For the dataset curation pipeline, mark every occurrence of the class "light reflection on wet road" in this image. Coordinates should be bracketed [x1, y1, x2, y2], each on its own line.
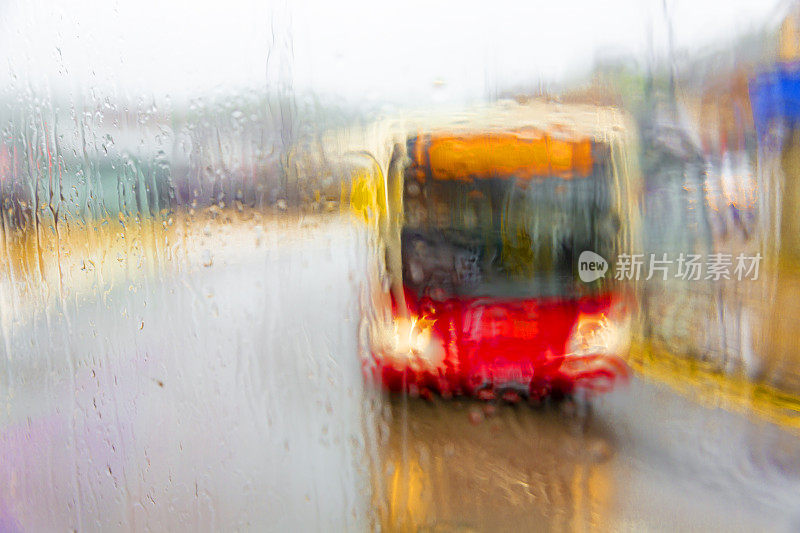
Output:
[381, 383, 800, 531]
[2, 216, 800, 531]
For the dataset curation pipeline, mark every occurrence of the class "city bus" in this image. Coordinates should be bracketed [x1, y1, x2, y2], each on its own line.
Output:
[369, 101, 641, 400]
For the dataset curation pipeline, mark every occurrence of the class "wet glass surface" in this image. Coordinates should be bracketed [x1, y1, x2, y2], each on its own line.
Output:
[3, 1, 800, 531]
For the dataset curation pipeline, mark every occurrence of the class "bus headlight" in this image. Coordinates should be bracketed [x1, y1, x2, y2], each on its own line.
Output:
[376, 316, 446, 371]
[562, 311, 631, 390]
[565, 312, 631, 358]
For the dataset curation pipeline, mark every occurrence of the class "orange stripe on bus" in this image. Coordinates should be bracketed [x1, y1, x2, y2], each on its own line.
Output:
[425, 133, 593, 180]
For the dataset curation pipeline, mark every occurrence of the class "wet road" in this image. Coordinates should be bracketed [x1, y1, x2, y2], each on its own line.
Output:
[381, 383, 800, 531]
[2, 215, 800, 531]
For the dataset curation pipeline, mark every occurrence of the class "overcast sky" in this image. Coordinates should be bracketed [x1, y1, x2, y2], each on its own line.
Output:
[0, 0, 787, 105]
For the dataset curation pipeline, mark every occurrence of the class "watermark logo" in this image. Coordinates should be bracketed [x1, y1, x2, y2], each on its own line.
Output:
[578, 251, 762, 282]
[578, 250, 608, 282]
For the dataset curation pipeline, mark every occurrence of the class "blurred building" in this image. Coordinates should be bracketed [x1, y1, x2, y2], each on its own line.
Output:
[749, 4, 800, 393]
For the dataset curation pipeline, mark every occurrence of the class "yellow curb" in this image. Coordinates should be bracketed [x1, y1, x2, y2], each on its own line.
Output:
[628, 340, 800, 431]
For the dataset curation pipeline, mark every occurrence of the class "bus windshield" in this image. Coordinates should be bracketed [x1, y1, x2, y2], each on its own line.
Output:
[401, 134, 620, 299]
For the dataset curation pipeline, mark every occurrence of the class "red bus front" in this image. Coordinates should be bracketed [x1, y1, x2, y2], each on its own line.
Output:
[371, 128, 633, 399]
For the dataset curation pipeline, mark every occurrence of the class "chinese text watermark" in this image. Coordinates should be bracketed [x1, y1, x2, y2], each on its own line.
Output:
[579, 251, 762, 282]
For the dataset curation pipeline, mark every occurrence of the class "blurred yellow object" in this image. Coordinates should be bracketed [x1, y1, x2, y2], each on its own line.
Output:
[423, 132, 593, 181]
[343, 166, 386, 226]
[780, 5, 800, 62]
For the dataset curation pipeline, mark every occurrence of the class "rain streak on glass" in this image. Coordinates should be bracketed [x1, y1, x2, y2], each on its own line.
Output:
[2, 1, 800, 532]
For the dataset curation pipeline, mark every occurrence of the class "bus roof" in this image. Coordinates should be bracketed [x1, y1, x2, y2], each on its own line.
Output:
[399, 99, 635, 143]
[314, 99, 637, 178]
